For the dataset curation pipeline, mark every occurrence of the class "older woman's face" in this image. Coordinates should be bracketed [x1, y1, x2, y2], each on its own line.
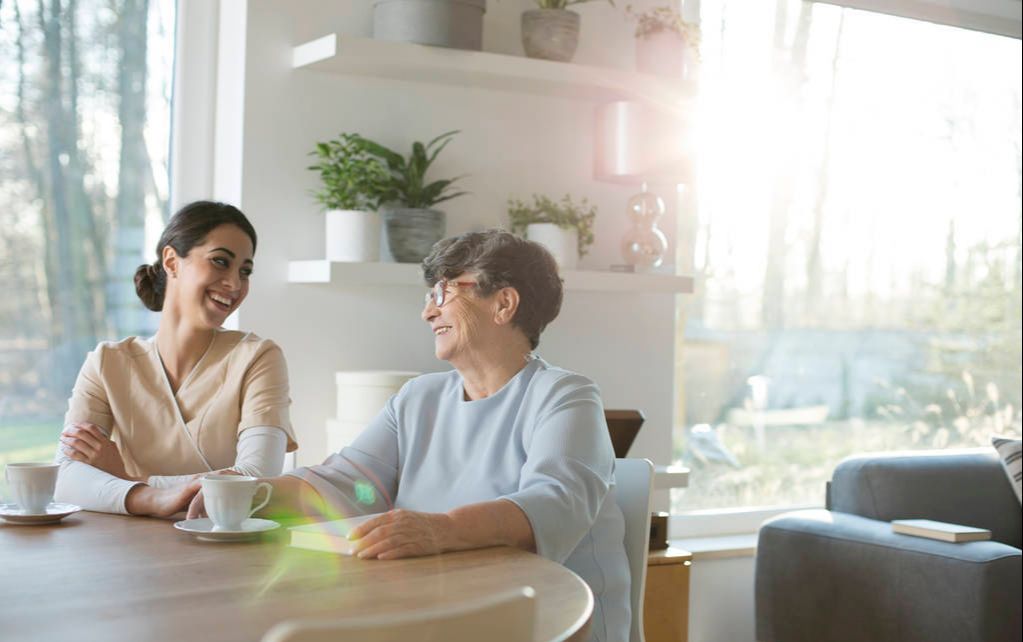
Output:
[421, 272, 489, 363]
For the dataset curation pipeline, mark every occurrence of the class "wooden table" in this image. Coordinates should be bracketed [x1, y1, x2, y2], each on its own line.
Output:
[0, 512, 593, 642]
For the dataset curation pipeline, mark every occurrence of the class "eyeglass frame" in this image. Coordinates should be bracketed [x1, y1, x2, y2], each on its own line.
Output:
[425, 279, 478, 307]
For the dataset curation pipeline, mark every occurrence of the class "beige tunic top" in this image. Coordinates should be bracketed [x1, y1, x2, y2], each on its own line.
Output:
[64, 329, 298, 479]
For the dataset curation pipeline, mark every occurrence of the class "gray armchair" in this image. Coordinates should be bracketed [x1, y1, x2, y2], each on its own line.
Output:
[755, 449, 1022, 642]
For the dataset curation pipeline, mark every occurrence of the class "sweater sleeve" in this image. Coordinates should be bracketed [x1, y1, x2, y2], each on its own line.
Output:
[499, 374, 615, 563]
[285, 396, 400, 518]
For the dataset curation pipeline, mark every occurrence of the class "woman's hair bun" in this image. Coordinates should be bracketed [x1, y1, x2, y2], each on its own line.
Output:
[134, 262, 166, 311]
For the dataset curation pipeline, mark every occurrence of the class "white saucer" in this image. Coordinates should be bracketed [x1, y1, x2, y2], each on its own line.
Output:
[0, 503, 82, 525]
[173, 517, 280, 542]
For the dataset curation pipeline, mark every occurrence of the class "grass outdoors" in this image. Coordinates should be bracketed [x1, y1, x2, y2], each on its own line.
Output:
[670, 419, 1015, 511]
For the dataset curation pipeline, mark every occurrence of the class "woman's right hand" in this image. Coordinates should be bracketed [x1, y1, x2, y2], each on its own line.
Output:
[125, 479, 202, 517]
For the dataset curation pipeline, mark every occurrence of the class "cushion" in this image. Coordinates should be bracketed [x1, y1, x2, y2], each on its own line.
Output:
[992, 435, 1022, 504]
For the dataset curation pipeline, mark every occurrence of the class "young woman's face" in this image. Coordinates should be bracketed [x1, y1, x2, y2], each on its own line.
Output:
[164, 224, 254, 329]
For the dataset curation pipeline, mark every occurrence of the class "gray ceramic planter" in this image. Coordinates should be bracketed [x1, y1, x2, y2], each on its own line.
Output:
[521, 9, 580, 62]
[373, 0, 486, 51]
[384, 208, 446, 263]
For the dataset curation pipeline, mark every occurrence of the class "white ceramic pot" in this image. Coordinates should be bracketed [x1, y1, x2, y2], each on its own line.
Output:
[325, 209, 381, 262]
[635, 31, 686, 79]
[526, 223, 578, 271]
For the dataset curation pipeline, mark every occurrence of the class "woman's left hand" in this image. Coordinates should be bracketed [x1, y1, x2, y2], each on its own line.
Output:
[61, 422, 129, 479]
[349, 509, 455, 560]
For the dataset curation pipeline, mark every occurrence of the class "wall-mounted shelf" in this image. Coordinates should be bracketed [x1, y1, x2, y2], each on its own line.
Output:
[288, 260, 694, 294]
[292, 34, 692, 113]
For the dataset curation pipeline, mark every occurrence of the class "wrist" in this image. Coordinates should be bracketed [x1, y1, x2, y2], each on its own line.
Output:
[440, 511, 463, 552]
[124, 483, 152, 515]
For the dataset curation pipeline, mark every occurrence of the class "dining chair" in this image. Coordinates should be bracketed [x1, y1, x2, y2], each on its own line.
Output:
[615, 457, 655, 642]
[261, 585, 536, 642]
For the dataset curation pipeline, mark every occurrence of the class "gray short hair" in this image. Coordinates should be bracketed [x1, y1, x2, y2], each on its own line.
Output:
[421, 230, 563, 350]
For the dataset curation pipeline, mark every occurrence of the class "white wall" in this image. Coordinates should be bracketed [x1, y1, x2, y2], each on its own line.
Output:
[689, 556, 757, 642]
[206, 0, 683, 496]
[182, 1, 758, 639]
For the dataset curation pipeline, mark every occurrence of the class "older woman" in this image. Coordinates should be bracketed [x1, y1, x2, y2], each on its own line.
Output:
[191, 230, 629, 641]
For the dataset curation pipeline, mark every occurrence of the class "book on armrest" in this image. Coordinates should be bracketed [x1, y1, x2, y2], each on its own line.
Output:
[891, 519, 992, 543]
[288, 513, 382, 555]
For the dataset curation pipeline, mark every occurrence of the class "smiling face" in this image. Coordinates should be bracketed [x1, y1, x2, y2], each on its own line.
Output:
[163, 223, 254, 330]
[421, 273, 490, 363]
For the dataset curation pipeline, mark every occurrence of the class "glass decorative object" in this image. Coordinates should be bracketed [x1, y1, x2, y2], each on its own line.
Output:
[621, 186, 668, 271]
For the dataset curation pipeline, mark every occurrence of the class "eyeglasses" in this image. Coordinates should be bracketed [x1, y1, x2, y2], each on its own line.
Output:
[425, 279, 477, 307]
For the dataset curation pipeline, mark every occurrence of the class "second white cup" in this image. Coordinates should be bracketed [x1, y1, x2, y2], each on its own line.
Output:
[5, 462, 60, 514]
[201, 474, 272, 531]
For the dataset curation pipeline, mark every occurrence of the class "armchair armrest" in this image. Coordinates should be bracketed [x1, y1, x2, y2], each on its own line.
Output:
[830, 449, 1021, 548]
[755, 509, 1022, 642]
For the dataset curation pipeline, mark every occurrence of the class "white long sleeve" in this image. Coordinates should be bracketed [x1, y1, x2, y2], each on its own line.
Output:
[53, 441, 142, 516]
[53, 426, 288, 512]
[146, 426, 287, 489]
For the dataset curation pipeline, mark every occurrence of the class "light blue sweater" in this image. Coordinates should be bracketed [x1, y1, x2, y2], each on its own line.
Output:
[289, 357, 631, 642]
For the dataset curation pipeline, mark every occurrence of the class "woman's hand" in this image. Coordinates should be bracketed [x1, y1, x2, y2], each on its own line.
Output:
[125, 479, 202, 517]
[186, 489, 207, 520]
[348, 509, 456, 560]
[61, 422, 130, 479]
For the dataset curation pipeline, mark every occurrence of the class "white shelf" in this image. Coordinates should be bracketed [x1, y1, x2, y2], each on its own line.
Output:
[288, 260, 694, 294]
[654, 465, 691, 490]
[292, 34, 692, 113]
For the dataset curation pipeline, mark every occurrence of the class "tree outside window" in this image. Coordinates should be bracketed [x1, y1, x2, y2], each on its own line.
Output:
[0, 0, 175, 467]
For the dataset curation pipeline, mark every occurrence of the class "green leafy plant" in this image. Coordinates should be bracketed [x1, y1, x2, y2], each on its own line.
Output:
[625, 4, 701, 45]
[307, 133, 390, 211]
[533, 0, 615, 9]
[359, 131, 467, 210]
[508, 194, 597, 257]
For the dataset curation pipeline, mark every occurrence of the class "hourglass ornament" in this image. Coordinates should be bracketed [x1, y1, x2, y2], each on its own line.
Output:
[621, 185, 668, 271]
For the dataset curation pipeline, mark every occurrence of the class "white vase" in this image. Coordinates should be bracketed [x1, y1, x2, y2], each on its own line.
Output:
[325, 209, 381, 262]
[636, 31, 686, 80]
[527, 223, 578, 271]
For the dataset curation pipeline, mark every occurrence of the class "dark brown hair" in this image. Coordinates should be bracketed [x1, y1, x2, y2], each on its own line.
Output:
[421, 229, 563, 350]
[134, 201, 257, 311]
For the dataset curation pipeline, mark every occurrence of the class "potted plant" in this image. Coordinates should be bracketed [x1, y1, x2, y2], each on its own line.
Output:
[361, 130, 467, 263]
[308, 133, 390, 262]
[508, 194, 596, 270]
[521, 0, 615, 63]
[626, 4, 701, 80]
[373, 0, 487, 51]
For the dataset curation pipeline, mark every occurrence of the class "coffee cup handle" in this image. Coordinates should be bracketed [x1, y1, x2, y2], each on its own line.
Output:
[249, 482, 273, 517]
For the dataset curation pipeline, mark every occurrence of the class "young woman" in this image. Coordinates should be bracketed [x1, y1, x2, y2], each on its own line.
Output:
[54, 201, 297, 517]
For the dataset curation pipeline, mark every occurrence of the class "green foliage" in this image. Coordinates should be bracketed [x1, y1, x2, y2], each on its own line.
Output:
[625, 4, 701, 44]
[507, 194, 597, 257]
[533, 0, 615, 10]
[359, 131, 467, 210]
[307, 133, 390, 211]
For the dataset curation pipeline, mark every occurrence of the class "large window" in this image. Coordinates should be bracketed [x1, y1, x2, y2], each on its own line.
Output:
[675, 0, 1022, 510]
[0, 0, 175, 468]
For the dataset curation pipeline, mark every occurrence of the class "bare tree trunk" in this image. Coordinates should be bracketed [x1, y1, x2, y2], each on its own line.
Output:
[804, 12, 845, 317]
[37, 0, 104, 392]
[111, 0, 151, 337]
[762, 0, 813, 329]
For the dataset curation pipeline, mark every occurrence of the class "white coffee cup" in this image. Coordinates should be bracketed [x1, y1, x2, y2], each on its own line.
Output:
[201, 474, 272, 531]
[5, 463, 60, 513]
